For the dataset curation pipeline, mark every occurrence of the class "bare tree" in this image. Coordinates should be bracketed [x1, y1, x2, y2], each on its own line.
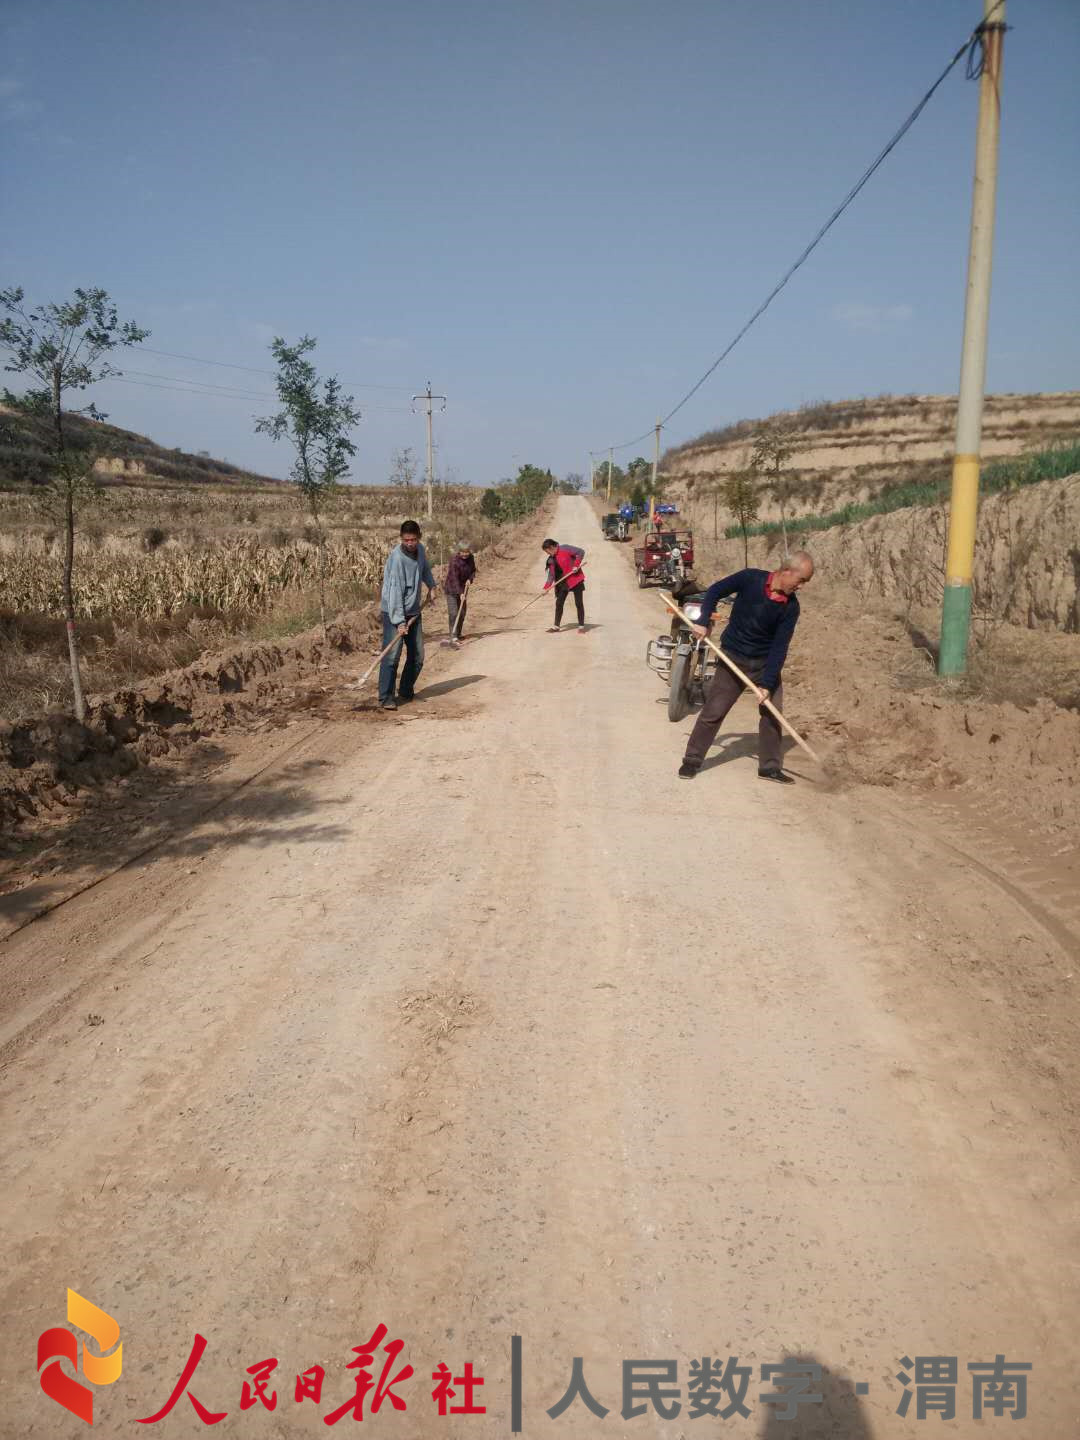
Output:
[0, 285, 149, 720]
[751, 421, 796, 554]
[389, 446, 417, 488]
[722, 470, 760, 567]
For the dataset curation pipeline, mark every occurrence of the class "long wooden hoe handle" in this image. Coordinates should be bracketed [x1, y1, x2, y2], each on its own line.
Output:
[355, 593, 431, 689]
[451, 579, 472, 639]
[658, 590, 822, 765]
[495, 564, 585, 620]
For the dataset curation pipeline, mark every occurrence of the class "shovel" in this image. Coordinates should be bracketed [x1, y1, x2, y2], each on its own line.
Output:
[440, 579, 472, 648]
[658, 590, 821, 765]
[493, 564, 585, 621]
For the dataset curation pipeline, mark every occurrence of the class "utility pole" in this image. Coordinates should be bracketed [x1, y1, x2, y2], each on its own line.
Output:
[650, 416, 662, 521]
[938, 0, 1006, 676]
[607, 445, 613, 503]
[411, 381, 447, 521]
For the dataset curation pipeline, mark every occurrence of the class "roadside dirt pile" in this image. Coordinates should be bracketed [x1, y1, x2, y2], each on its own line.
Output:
[787, 590, 1080, 848]
[0, 606, 381, 828]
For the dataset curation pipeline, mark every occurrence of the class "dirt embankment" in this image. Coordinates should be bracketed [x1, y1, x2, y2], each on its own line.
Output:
[662, 390, 1080, 521]
[683, 471, 1080, 633]
[0, 608, 382, 829]
[785, 472, 1079, 632]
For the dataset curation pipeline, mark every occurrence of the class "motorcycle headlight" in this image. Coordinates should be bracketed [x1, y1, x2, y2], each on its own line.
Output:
[683, 603, 701, 621]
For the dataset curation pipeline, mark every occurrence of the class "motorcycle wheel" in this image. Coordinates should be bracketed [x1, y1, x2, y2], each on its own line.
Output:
[668, 650, 692, 721]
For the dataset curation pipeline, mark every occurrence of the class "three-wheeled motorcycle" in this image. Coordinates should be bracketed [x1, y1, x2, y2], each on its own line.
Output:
[633, 529, 694, 588]
[646, 589, 731, 721]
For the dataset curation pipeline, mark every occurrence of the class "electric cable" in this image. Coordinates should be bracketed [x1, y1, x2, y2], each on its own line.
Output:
[593, 0, 1008, 459]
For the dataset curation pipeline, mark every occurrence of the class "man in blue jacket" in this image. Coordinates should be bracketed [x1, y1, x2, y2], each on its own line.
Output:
[678, 552, 814, 783]
[379, 520, 437, 710]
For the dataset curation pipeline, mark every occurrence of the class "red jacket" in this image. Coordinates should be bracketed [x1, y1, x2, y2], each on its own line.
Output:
[544, 544, 585, 591]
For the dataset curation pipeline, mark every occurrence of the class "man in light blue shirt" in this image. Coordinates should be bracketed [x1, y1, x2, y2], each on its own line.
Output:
[379, 520, 437, 709]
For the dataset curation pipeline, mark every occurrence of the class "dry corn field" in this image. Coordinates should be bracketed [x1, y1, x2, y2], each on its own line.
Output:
[0, 481, 499, 621]
[0, 532, 394, 618]
[0, 479, 506, 719]
[0, 481, 481, 533]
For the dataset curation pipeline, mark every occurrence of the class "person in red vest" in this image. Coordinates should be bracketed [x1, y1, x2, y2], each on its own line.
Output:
[541, 538, 586, 632]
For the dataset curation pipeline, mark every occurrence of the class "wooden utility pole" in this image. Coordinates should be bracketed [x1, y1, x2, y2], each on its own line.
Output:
[649, 416, 662, 524]
[412, 381, 446, 520]
[938, 0, 1006, 675]
[607, 445, 613, 502]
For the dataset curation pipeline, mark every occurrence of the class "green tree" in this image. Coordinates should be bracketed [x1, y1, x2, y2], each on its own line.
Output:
[626, 456, 650, 492]
[255, 335, 361, 630]
[488, 462, 554, 523]
[594, 460, 626, 494]
[722, 469, 760, 566]
[480, 488, 503, 521]
[0, 285, 149, 720]
[751, 421, 796, 554]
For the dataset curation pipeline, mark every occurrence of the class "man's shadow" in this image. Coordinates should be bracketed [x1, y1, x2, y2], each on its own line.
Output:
[417, 674, 484, 699]
[759, 1355, 876, 1438]
[699, 731, 759, 770]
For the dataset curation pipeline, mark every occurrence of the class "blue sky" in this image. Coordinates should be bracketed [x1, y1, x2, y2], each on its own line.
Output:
[2, 0, 1078, 486]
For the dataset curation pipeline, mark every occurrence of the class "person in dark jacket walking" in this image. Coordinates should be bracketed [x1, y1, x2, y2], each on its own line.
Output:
[444, 541, 476, 644]
[678, 552, 814, 783]
[541, 539, 586, 632]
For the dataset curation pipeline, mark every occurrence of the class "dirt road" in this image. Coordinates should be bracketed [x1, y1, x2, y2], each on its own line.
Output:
[2, 496, 1077, 1437]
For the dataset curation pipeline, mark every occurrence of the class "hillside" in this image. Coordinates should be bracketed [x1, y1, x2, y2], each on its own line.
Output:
[661, 390, 1080, 522]
[0, 403, 285, 492]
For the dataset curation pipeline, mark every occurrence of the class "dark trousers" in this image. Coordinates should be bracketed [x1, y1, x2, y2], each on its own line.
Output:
[682, 651, 784, 771]
[378, 611, 424, 702]
[554, 581, 585, 627]
[446, 592, 468, 637]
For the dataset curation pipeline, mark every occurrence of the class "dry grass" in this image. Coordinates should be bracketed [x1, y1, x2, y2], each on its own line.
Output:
[966, 627, 1080, 711]
[0, 577, 385, 720]
[0, 612, 226, 716]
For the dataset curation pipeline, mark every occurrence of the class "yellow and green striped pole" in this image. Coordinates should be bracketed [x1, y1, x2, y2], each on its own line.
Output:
[939, 0, 1006, 674]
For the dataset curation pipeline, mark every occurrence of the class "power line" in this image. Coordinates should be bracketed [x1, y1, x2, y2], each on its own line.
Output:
[133, 344, 415, 392]
[595, 0, 1007, 457]
[110, 376, 270, 400]
[107, 375, 413, 411]
[121, 368, 275, 399]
